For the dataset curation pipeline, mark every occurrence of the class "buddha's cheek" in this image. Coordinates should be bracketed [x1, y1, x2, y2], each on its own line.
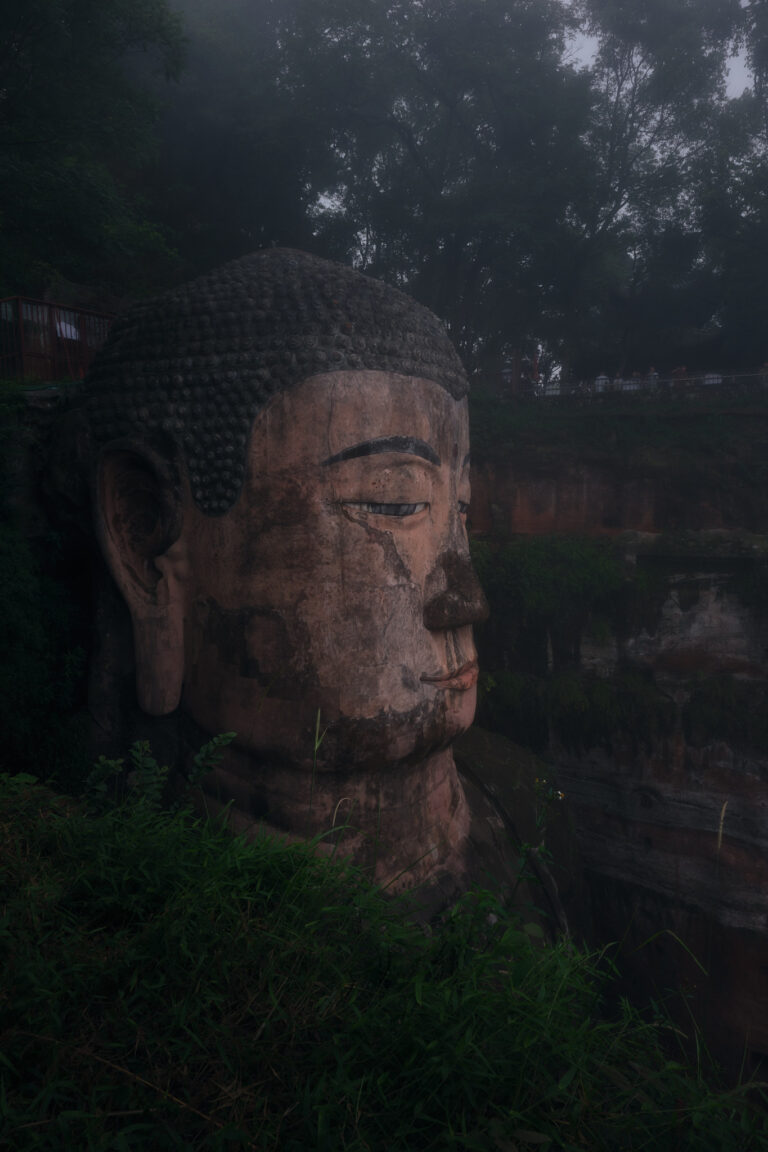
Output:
[181, 602, 300, 740]
[294, 581, 432, 717]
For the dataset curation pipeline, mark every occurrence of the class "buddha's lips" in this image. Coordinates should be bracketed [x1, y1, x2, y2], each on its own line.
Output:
[420, 660, 479, 692]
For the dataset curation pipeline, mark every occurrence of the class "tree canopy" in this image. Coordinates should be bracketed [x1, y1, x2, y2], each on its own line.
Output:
[3, 0, 766, 376]
[0, 0, 184, 299]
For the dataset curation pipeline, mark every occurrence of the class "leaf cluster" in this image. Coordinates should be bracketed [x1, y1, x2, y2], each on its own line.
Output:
[472, 535, 626, 635]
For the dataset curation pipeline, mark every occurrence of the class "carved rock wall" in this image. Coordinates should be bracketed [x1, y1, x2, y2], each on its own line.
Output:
[477, 523, 768, 1078]
[576, 555, 768, 1076]
[556, 730, 768, 1076]
[470, 465, 658, 536]
[469, 390, 768, 1072]
[470, 462, 767, 536]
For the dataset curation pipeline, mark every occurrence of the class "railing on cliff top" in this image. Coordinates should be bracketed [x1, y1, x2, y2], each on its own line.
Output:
[531, 368, 768, 399]
[0, 297, 115, 383]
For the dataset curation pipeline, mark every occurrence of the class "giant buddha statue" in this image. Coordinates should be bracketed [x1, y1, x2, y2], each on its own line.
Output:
[62, 249, 539, 913]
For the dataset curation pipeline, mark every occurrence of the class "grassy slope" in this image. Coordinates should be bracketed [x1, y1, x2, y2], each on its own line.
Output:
[1, 772, 767, 1151]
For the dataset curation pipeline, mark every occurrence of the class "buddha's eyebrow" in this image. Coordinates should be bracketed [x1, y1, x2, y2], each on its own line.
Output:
[322, 436, 440, 467]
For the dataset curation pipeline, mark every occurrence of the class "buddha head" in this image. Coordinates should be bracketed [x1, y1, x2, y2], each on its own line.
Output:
[78, 249, 488, 887]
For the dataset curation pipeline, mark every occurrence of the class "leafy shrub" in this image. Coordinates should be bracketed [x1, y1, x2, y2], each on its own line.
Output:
[473, 535, 626, 637]
[1, 766, 765, 1150]
[548, 671, 674, 755]
[477, 669, 549, 749]
[478, 667, 674, 756]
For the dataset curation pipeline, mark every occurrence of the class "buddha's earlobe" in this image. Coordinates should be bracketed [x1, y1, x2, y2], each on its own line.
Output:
[95, 443, 187, 716]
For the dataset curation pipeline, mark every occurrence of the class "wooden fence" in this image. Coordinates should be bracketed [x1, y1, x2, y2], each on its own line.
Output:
[0, 297, 114, 382]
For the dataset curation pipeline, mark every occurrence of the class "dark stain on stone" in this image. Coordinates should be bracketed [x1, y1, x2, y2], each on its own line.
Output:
[341, 504, 411, 582]
[423, 550, 489, 630]
[316, 698, 452, 776]
[198, 598, 313, 696]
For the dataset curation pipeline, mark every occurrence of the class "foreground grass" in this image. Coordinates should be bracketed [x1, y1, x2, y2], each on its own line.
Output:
[1, 773, 766, 1150]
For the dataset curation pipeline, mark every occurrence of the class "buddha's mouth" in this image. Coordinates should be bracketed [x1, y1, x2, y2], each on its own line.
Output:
[420, 660, 478, 692]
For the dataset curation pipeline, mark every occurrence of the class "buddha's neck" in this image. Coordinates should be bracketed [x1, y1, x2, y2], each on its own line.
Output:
[192, 745, 471, 891]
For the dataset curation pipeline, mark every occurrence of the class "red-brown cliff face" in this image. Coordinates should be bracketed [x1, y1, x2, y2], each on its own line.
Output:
[467, 391, 768, 1079]
[471, 465, 693, 536]
[468, 391, 768, 537]
[470, 458, 768, 537]
[553, 548, 768, 1077]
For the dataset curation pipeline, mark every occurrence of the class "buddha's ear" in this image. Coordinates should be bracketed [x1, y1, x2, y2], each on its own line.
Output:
[95, 442, 188, 716]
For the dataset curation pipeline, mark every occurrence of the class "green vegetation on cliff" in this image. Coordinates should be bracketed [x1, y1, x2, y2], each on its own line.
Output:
[471, 528, 768, 759]
[1, 765, 766, 1151]
[471, 534, 677, 753]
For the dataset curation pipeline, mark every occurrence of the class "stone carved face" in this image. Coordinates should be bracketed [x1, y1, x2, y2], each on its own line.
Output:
[100, 369, 487, 783]
[86, 249, 490, 885]
[179, 370, 486, 773]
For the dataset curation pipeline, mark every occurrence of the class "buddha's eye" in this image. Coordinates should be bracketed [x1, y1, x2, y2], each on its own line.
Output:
[347, 501, 428, 517]
[458, 501, 470, 516]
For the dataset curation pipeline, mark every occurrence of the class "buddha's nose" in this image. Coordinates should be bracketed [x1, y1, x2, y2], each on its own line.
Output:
[423, 549, 490, 631]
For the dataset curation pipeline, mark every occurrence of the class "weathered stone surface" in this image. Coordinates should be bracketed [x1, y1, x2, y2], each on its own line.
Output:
[545, 535, 768, 1077]
[470, 458, 768, 536]
[454, 725, 588, 940]
[51, 249, 507, 903]
[625, 577, 765, 679]
[556, 738, 768, 1074]
[470, 464, 658, 536]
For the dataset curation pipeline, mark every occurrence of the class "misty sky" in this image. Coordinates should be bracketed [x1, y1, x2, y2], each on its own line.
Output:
[568, 32, 753, 97]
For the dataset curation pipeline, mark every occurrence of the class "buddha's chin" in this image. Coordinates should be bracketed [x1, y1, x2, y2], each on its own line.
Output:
[195, 685, 477, 778]
[309, 688, 477, 775]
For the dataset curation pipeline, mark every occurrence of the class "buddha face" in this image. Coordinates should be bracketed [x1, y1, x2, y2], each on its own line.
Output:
[175, 370, 487, 773]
